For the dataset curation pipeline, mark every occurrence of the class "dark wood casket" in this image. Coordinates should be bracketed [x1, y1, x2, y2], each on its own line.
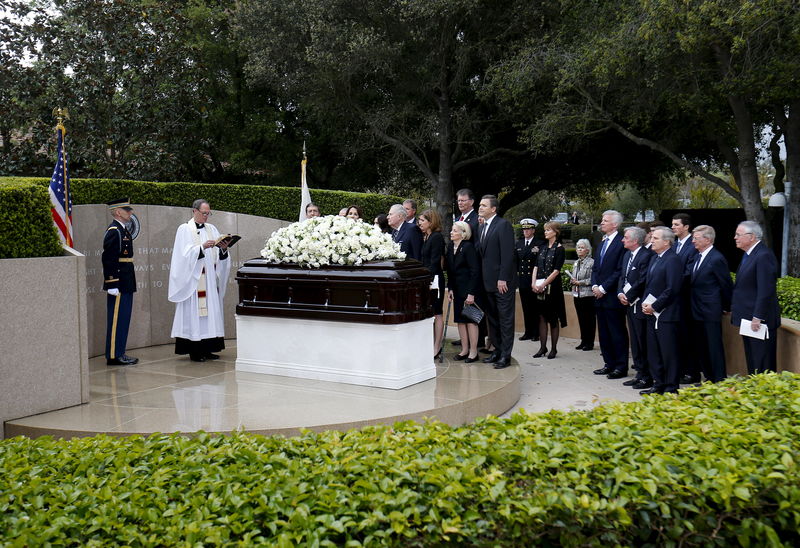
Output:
[236, 259, 434, 325]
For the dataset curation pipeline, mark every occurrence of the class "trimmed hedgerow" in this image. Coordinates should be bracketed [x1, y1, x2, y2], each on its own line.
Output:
[1, 373, 799, 545]
[777, 276, 800, 322]
[0, 176, 402, 225]
[0, 176, 403, 259]
[0, 180, 63, 259]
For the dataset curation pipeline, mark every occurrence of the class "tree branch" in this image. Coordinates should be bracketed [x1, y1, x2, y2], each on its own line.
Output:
[453, 147, 529, 172]
[574, 87, 743, 203]
[369, 123, 437, 183]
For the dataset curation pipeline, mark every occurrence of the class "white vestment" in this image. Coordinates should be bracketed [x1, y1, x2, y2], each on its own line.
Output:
[168, 219, 231, 341]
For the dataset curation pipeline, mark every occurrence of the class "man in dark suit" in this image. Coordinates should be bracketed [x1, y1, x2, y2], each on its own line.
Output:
[102, 198, 139, 366]
[616, 226, 654, 386]
[671, 212, 701, 383]
[388, 203, 423, 260]
[454, 188, 486, 350]
[731, 221, 780, 374]
[515, 218, 543, 341]
[591, 210, 629, 378]
[641, 227, 684, 394]
[688, 225, 733, 382]
[454, 188, 480, 237]
[477, 195, 517, 369]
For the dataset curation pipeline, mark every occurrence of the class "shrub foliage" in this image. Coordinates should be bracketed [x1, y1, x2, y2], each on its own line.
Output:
[1, 373, 799, 545]
[0, 180, 63, 259]
[0, 176, 402, 259]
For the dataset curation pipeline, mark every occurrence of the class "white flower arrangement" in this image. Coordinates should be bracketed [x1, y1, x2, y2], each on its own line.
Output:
[260, 215, 406, 267]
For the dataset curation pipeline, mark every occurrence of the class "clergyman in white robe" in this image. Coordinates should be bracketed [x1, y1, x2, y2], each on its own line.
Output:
[168, 212, 231, 361]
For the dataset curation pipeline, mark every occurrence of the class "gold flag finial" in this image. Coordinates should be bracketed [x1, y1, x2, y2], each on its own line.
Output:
[52, 107, 70, 130]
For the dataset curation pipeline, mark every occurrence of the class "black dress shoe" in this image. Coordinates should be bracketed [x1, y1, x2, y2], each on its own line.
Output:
[622, 378, 639, 386]
[205, 353, 220, 360]
[106, 358, 130, 366]
[547, 349, 557, 359]
[582, 346, 594, 351]
[190, 355, 207, 362]
[493, 358, 511, 369]
[680, 374, 701, 384]
[640, 387, 662, 395]
[606, 370, 628, 380]
[519, 334, 532, 341]
[532, 347, 548, 358]
[453, 353, 468, 361]
[464, 355, 479, 363]
[633, 379, 654, 389]
[119, 355, 138, 364]
[483, 353, 500, 364]
[479, 348, 492, 354]
[593, 366, 612, 375]
[452, 340, 462, 347]
[575, 343, 585, 350]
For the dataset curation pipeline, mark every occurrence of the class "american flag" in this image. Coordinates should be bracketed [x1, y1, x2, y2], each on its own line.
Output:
[48, 124, 73, 247]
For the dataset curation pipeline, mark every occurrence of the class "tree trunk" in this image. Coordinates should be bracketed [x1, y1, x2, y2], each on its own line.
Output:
[727, 95, 769, 243]
[782, 100, 800, 277]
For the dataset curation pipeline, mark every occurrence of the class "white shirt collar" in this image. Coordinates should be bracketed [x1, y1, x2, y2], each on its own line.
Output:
[745, 240, 760, 255]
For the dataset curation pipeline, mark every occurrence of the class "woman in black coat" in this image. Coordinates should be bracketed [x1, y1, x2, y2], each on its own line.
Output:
[419, 209, 446, 359]
[445, 220, 482, 362]
[532, 221, 567, 359]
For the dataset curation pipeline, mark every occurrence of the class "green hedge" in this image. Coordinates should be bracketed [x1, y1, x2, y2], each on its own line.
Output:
[1, 176, 402, 224]
[0, 180, 63, 259]
[0, 177, 403, 259]
[777, 277, 800, 322]
[2, 373, 799, 545]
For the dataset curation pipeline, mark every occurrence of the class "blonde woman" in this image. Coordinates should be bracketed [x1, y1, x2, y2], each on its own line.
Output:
[445, 221, 482, 362]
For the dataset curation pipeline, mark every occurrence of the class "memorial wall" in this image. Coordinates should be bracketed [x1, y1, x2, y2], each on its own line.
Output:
[73, 204, 289, 357]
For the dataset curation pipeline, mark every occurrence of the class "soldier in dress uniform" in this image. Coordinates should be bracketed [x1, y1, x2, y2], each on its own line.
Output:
[515, 218, 543, 341]
[102, 198, 139, 366]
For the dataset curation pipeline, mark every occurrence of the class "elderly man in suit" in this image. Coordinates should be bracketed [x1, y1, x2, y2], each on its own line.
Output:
[387, 204, 423, 261]
[640, 227, 683, 395]
[515, 218, 543, 341]
[688, 225, 733, 382]
[731, 221, 781, 374]
[477, 195, 517, 369]
[454, 188, 480, 236]
[592, 210, 629, 378]
[616, 226, 654, 386]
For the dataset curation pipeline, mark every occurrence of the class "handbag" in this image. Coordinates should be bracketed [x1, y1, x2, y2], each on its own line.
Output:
[461, 302, 484, 323]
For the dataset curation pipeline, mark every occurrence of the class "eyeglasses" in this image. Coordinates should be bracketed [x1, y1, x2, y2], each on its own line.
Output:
[734, 232, 751, 238]
[196, 210, 212, 216]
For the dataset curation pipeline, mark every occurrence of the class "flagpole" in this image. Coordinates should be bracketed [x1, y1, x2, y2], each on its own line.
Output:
[299, 141, 312, 221]
[49, 107, 74, 247]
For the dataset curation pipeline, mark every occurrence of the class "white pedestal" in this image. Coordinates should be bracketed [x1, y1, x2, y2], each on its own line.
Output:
[235, 315, 436, 389]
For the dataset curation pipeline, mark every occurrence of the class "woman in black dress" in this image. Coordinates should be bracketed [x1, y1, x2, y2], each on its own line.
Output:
[532, 221, 567, 359]
[445, 220, 481, 362]
[419, 209, 446, 359]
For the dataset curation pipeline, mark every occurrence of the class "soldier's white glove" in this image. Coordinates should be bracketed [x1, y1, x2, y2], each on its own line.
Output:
[108, 288, 120, 296]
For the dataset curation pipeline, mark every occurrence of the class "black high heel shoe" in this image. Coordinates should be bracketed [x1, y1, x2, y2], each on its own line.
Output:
[464, 354, 479, 363]
[533, 347, 548, 358]
[453, 353, 469, 361]
[434, 348, 443, 360]
[547, 349, 557, 359]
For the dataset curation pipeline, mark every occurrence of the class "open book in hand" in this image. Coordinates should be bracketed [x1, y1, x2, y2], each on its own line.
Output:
[214, 234, 241, 249]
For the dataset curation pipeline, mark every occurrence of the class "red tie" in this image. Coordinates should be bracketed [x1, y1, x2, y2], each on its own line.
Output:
[459, 215, 465, 221]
